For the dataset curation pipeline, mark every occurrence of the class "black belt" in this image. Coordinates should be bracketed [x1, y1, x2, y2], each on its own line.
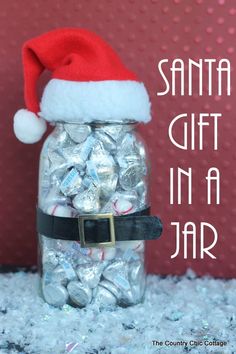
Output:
[37, 207, 163, 248]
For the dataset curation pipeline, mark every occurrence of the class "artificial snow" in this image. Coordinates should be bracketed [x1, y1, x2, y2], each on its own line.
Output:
[0, 270, 235, 354]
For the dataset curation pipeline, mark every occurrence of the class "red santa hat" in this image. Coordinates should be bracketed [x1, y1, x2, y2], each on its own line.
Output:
[13, 28, 151, 144]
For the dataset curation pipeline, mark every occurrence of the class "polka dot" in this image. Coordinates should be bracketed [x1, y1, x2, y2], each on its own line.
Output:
[228, 27, 235, 34]
[217, 17, 225, 24]
[162, 6, 169, 13]
[194, 36, 202, 43]
[225, 104, 232, 111]
[172, 35, 180, 43]
[216, 36, 224, 44]
[184, 26, 191, 33]
[185, 6, 192, 13]
[227, 47, 235, 54]
[161, 44, 168, 51]
[173, 16, 180, 23]
[229, 8, 236, 15]
[161, 25, 169, 32]
[205, 46, 213, 53]
[207, 8, 214, 14]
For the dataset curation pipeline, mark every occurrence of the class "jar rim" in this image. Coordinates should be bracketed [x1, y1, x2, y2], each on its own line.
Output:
[50, 119, 138, 126]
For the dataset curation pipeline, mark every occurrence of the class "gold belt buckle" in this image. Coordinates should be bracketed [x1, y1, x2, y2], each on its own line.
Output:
[78, 213, 116, 248]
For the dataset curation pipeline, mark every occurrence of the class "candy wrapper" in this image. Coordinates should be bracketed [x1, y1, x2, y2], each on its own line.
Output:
[38, 123, 149, 308]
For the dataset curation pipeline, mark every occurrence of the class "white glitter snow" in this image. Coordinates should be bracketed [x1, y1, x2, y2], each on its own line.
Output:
[0, 270, 235, 354]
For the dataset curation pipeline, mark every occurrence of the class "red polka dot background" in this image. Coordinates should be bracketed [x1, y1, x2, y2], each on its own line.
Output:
[0, 0, 235, 277]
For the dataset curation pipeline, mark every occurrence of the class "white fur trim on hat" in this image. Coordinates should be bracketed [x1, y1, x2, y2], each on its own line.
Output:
[13, 109, 47, 144]
[39, 79, 151, 123]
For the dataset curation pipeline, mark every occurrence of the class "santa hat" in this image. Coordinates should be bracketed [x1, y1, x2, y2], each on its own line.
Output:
[13, 28, 151, 144]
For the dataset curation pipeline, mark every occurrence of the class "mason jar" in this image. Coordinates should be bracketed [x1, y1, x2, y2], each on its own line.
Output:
[37, 121, 152, 308]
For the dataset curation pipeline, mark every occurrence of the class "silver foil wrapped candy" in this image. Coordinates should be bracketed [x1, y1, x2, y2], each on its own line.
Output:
[60, 168, 83, 196]
[64, 124, 91, 143]
[76, 262, 103, 289]
[42, 283, 69, 307]
[93, 285, 117, 308]
[67, 280, 92, 307]
[72, 183, 100, 213]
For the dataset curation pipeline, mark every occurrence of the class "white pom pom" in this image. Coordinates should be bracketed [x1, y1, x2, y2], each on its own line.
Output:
[13, 109, 47, 143]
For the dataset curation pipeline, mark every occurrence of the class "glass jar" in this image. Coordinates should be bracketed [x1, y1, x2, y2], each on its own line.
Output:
[38, 122, 150, 308]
